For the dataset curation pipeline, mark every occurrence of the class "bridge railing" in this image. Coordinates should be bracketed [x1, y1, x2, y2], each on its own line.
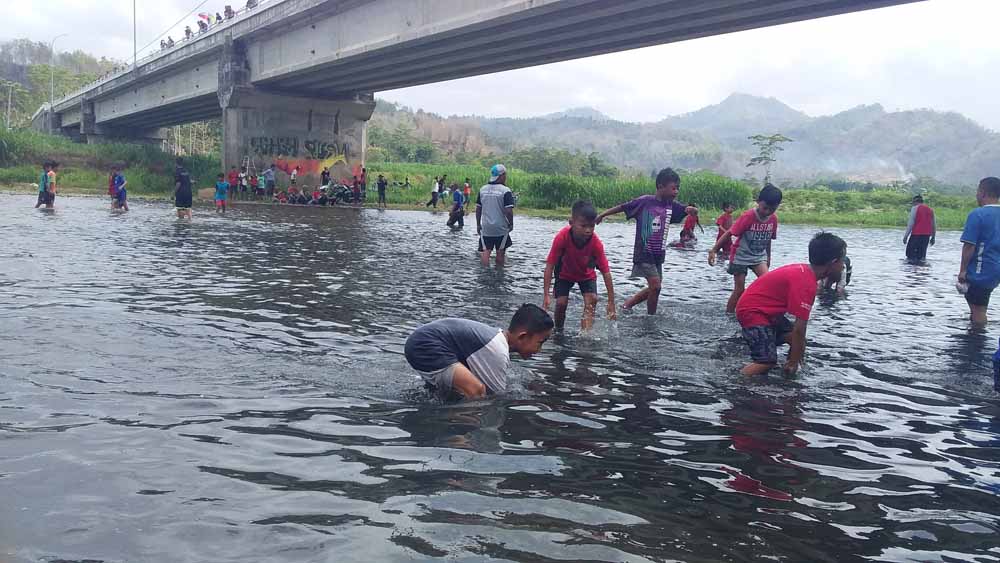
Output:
[54, 0, 282, 110]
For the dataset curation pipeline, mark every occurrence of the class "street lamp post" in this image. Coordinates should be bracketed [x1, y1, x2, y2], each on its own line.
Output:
[49, 33, 69, 134]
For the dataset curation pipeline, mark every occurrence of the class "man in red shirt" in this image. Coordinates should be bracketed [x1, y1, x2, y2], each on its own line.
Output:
[903, 195, 936, 263]
[735, 232, 846, 376]
[543, 201, 617, 330]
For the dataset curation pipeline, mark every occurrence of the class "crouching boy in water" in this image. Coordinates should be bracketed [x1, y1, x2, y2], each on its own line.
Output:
[404, 304, 553, 401]
[735, 232, 847, 376]
[543, 200, 616, 330]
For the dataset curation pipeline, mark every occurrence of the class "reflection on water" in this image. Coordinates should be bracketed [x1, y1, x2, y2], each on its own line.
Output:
[1, 195, 998, 562]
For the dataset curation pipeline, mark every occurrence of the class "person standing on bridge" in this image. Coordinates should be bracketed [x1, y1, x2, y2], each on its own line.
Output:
[174, 158, 193, 220]
[477, 164, 515, 268]
[903, 195, 936, 263]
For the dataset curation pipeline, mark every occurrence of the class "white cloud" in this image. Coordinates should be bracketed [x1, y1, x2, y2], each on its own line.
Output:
[5, 0, 999, 129]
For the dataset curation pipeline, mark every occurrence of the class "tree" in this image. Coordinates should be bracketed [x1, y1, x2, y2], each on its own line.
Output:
[746, 133, 793, 184]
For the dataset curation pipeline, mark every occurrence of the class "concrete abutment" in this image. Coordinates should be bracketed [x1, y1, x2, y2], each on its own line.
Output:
[220, 92, 374, 188]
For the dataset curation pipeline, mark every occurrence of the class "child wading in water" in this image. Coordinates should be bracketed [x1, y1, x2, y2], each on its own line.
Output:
[736, 232, 847, 376]
[543, 201, 616, 330]
[112, 168, 129, 212]
[672, 207, 702, 248]
[709, 184, 782, 313]
[596, 167, 695, 314]
[214, 173, 229, 214]
[404, 304, 553, 401]
[714, 203, 736, 261]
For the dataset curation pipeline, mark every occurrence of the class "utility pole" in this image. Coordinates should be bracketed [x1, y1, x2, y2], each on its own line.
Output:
[49, 33, 68, 134]
[6, 83, 13, 130]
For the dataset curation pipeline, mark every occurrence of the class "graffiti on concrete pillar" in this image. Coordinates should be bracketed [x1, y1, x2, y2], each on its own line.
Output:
[248, 137, 353, 179]
[250, 136, 299, 157]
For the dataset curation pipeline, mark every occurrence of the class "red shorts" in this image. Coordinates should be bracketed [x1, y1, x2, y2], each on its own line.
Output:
[215, 199, 225, 207]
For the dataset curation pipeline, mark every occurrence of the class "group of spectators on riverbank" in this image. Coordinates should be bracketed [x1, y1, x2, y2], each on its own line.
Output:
[200, 164, 395, 209]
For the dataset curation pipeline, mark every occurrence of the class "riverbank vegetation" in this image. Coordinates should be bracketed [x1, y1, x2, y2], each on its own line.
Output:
[0, 128, 975, 229]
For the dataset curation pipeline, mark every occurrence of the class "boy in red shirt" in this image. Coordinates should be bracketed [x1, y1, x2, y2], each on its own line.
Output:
[709, 184, 782, 313]
[714, 203, 736, 259]
[672, 208, 703, 248]
[736, 232, 847, 376]
[543, 201, 617, 330]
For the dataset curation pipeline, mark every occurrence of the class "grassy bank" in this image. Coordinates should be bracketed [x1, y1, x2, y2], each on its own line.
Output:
[0, 129, 975, 229]
[0, 128, 219, 195]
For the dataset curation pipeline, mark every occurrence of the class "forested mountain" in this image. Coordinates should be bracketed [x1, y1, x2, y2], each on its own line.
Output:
[371, 94, 999, 186]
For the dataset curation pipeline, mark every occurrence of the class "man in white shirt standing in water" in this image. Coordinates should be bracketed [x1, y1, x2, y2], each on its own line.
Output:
[477, 164, 515, 268]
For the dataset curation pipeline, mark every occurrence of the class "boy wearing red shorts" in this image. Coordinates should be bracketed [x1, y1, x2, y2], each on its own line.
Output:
[735, 232, 846, 376]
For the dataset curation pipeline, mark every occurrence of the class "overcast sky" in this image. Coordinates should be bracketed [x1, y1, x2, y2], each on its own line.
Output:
[7, 0, 999, 129]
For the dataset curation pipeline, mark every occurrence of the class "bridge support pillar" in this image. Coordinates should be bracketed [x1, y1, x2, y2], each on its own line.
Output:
[220, 91, 375, 188]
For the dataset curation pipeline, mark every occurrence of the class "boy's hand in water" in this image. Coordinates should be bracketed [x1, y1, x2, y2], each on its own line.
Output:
[606, 301, 617, 321]
[707, 250, 717, 266]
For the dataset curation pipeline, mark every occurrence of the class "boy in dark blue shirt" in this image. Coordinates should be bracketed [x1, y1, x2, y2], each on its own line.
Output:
[112, 169, 128, 211]
[959, 177, 1000, 327]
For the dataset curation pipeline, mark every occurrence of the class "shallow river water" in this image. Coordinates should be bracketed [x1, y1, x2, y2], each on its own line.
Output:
[2, 194, 999, 563]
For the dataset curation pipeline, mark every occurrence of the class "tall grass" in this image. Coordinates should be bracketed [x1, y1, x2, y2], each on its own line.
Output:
[0, 128, 220, 194]
[0, 130, 976, 229]
[369, 163, 752, 210]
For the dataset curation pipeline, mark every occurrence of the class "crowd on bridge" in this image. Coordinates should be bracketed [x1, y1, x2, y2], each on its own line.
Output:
[74, 1, 263, 92]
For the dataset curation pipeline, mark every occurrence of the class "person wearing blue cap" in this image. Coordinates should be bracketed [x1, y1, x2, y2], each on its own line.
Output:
[476, 164, 515, 267]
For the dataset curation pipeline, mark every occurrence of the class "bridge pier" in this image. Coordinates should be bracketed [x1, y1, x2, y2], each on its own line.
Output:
[220, 91, 374, 188]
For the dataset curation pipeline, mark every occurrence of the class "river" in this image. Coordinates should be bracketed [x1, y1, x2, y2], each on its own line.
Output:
[1, 194, 998, 562]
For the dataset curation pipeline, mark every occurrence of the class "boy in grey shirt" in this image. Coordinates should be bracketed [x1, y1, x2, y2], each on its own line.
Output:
[405, 304, 552, 401]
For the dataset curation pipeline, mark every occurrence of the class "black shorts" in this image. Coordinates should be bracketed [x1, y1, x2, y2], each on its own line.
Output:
[966, 283, 995, 307]
[37, 191, 53, 205]
[479, 234, 512, 252]
[742, 316, 793, 364]
[554, 279, 597, 298]
[728, 262, 766, 277]
[378, 189, 386, 202]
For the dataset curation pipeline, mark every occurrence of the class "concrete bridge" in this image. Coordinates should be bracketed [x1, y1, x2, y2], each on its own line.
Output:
[33, 0, 921, 184]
